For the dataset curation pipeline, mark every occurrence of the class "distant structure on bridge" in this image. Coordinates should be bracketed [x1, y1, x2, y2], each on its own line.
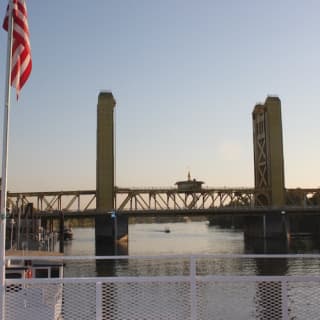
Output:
[252, 96, 285, 207]
[175, 172, 204, 192]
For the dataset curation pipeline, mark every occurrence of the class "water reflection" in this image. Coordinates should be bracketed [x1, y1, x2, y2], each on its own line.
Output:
[61, 221, 320, 319]
[63, 221, 320, 277]
[95, 234, 128, 276]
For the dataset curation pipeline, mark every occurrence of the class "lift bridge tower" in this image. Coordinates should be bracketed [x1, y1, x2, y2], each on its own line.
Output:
[95, 92, 128, 254]
[248, 96, 287, 240]
[252, 96, 285, 207]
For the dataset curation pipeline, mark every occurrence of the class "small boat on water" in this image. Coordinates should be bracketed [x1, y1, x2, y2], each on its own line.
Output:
[5, 250, 64, 320]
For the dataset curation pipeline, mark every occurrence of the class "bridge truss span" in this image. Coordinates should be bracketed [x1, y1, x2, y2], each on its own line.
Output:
[7, 190, 97, 213]
[115, 187, 261, 211]
[7, 187, 263, 213]
[7, 187, 320, 214]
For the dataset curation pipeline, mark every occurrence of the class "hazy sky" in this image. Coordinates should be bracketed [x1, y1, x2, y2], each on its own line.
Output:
[0, 0, 319, 192]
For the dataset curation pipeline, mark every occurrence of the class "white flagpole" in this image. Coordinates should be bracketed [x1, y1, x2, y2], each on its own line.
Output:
[0, 1, 14, 319]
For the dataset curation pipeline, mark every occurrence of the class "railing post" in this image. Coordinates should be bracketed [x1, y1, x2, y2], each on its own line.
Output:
[96, 281, 102, 320]
[190, 256, 197, 320]
[281, 279, 289, 320]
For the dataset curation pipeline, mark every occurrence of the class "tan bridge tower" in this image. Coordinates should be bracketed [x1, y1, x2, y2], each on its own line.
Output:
[95, 92, 128, 253]
[96, 92, 116, 210]
[252, 96, 285, 207]
[247, 96, 287, 240]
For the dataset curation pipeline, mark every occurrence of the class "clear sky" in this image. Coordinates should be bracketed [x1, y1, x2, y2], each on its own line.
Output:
[0, 0, 319, 192]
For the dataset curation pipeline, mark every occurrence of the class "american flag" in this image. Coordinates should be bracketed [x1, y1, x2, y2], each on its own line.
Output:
[3, 0, 32, 98]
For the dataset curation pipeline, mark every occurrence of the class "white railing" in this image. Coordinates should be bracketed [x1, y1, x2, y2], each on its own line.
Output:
[5, 254, 320, 320]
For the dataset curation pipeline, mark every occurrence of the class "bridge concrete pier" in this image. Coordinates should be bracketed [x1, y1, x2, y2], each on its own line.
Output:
[95, 213, 128, 254]
[95, 92, 128, 254]
[244, 213, 320, 241]
[244, 213, 289, 240]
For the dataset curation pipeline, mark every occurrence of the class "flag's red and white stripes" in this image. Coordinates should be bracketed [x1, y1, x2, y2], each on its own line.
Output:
[3, 0, 32, 98]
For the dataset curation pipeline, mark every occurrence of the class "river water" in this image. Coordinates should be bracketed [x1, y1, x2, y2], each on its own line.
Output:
[62, 219, 320, 277]
[60, 220, 320, 319]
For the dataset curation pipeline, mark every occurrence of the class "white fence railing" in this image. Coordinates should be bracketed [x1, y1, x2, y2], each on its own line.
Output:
[5, 254, 320, 320]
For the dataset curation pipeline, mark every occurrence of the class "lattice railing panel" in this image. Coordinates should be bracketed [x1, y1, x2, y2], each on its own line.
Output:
[288, 282, 320, 320]
[255, 281, 283, 320]
[5, 255, 320, 320]
[5, 282, 63, 320]
[196, 281, 257, 320]
[101, 280, 191, 320]
[62, 282, 97, 319]
[6, 277, 320, 320]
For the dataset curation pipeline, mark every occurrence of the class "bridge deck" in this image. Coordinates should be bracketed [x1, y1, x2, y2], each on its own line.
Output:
[7, 187, 320, 216]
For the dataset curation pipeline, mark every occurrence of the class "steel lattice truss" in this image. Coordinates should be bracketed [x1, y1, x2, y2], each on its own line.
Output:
[6, 187, 320, 214]
[7, 190, 96, 213]
[253, 111, 269, 189]
[115, 188, 261, 211]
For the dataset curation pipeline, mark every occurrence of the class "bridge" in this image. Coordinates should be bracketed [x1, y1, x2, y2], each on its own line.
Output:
[7, 186, 320, 216]
[6, 94, 320, 245]
[7, 186, 320, 249]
